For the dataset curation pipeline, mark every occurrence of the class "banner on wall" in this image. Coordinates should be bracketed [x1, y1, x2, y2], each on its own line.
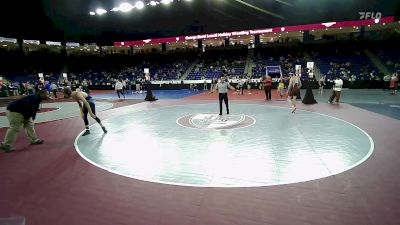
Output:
[266, 66, 282, 77]
[23, 40, 40, 45]
[0, 37, 17, 43]
[46, 41, 61, 46]
[307, 62, 314, 78]
[66, 42, 80, 47]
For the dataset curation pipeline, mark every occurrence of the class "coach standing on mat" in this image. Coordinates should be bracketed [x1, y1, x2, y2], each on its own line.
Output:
[212, 76, 235, 115]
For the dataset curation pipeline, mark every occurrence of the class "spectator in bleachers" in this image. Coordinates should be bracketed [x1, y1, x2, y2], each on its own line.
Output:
[82, 79, 89, 94]
[25, 82, 34, 95]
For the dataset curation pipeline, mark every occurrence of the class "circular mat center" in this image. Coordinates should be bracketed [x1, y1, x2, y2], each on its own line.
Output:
[177, 113, 255, 129]
[75, 103, 374, 187]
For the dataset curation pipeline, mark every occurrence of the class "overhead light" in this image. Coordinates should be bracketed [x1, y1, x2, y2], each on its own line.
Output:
[161, 0, 173, 4]
[89, 11, 95, 15]
[119, 3, 134, 12]
[95, 8, 107, 15]
[135, 1, 145, 10]
[150, 1, 158, 6]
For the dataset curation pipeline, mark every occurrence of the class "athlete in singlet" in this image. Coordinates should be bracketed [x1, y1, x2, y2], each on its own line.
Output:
[71, 91, 107, 136]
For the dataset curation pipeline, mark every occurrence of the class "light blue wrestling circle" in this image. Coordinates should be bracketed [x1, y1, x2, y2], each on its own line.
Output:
[75, 103, 374, 187]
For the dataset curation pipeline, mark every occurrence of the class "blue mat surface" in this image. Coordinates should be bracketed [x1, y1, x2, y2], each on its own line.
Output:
[350, 103, 400, 120]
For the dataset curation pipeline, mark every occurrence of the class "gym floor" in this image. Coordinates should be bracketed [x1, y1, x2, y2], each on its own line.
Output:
[0, 89, 399, 225]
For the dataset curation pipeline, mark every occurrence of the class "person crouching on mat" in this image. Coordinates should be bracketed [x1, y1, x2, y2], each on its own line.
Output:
[71, 90, 107, 136]
[212, 76, 235, 115]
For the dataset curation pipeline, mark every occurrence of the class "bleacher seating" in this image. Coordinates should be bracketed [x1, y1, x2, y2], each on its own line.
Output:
[252, 47, 306, 79]
[374, 49, 400, 73]
[187, 48, 247, 80]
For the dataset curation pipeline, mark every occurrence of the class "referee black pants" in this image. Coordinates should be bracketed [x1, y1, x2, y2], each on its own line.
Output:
[116, 89, 125, 99]
[219, 93, 229, 115]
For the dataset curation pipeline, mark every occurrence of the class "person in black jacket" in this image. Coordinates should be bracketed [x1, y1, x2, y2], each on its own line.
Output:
[0, 94, 45, 152]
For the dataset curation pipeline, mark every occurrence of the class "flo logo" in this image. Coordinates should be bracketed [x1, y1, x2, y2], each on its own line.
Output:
[359, 12, 382, 20]
[177, 113, 256, 130]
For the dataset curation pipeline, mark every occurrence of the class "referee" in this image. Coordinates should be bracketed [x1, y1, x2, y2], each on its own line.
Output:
[212, 76, 235, 115]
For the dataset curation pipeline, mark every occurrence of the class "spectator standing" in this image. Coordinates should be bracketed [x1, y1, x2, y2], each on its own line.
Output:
[264, 75, 272, 101]
[115, 79, 125, 99]
[329, 76, 343, 104]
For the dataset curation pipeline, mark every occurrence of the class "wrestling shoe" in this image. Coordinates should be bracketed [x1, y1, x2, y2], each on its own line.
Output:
[102, 126, 108, 134]
[82, 130, 91, 136]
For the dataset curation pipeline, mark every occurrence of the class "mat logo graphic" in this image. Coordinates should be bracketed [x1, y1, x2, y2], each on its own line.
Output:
[359, 12, 382, 20]
[190, 113, 245, 129]
[177, 113, 255, 130]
